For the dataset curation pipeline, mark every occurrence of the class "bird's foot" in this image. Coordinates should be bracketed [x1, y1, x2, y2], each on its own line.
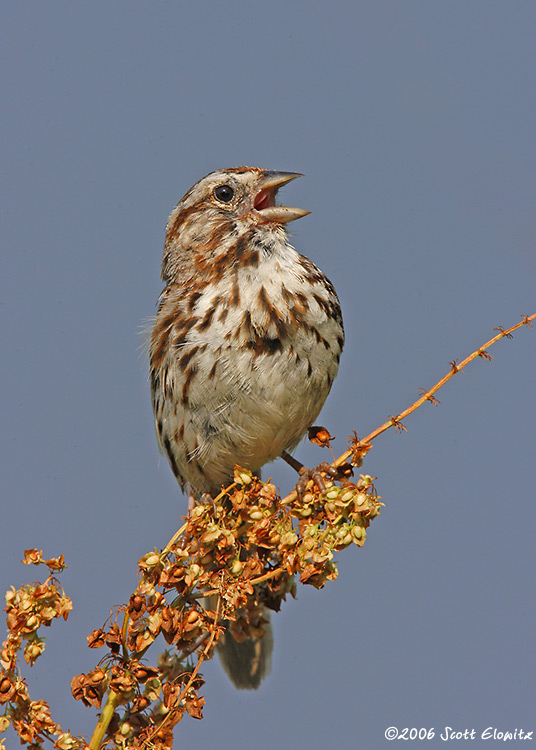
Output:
[187, 490, 215, 515]
[281, 450, 352, 501]
[295, 461, 340, 500]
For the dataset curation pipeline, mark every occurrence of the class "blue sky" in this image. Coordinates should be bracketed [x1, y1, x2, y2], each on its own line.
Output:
[2, 2, 535, 748]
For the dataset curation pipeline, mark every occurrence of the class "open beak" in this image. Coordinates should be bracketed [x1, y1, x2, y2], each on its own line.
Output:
[253, 171, 310, 225]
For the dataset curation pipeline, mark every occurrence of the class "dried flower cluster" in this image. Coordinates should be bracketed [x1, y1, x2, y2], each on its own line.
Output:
[0, 550, 82, 748]
[0, 465, 380, 750]
[69, 466, 381, 749]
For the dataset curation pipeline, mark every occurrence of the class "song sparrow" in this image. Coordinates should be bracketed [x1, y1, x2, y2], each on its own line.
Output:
[150, 166, 344, 687]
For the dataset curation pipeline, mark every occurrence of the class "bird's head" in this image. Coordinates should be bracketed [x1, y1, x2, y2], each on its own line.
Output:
[161, 167, 309, 283]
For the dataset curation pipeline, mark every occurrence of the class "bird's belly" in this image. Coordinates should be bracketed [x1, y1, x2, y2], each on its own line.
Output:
[160, 338, 338, 494]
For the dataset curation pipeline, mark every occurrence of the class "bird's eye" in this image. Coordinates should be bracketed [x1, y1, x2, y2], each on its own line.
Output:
[213, 184, 234, 203]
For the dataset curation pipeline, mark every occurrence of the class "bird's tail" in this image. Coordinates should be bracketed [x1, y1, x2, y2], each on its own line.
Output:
[216, 609, 273, 689]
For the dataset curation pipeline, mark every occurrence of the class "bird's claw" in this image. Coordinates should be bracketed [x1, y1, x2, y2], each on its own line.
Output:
[295, 461, 341, 501]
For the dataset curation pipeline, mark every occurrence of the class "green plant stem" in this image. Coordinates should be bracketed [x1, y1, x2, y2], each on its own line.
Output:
[89, 689, 121, 750]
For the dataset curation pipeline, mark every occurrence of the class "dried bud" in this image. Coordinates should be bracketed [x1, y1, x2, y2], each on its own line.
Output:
[339, 489, 355, 504]
[24, 615, 40, 632]
[357, 474, 374, 490]
[70, 669, 107, 709]
[162, 681, 182, 709]
[308, 425, 334, 447]
[230, 559, 243, 576]
[43, 554, 67, 572]
[187, 610, 200, 625]
[103, 623, 123, 652]
[109, 665, 136, 702]
[22, 549, 43, 565]
[87, 628, 105, 649]
[128, 594, 146, 621]
[24, 638, 45, 665]
[53, 732, 80, 749]
[184, 692, 205, 719]
[138, 552, 162, 571]
[0, 675, 16, 704]
[280, 531, 298, 547]
[190, 504, 207, 520]
[260, 483, 276, 498]
[351, 526, 366, 545]
[234, 466, 253, 485]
